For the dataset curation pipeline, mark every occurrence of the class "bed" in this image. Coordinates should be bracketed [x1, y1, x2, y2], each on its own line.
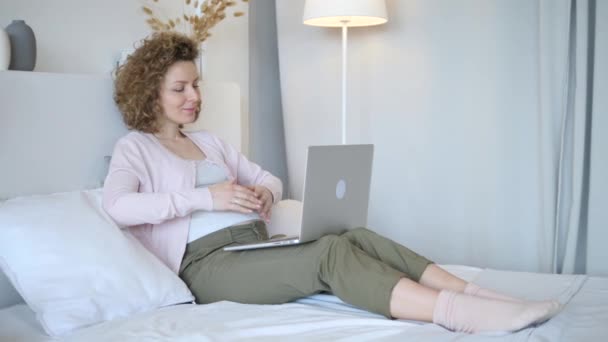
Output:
[2, 265, 608, 341]
[1, 71, 607, 341]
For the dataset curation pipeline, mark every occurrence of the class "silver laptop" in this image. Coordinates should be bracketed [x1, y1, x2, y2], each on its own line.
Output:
[224, 144, 374, 251]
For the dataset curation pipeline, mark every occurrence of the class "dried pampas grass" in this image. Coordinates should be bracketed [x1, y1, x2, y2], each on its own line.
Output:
[141, 0, 248, 43]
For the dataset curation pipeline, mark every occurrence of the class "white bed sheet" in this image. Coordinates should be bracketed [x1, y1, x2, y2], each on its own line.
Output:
[1, 265, 606, 342]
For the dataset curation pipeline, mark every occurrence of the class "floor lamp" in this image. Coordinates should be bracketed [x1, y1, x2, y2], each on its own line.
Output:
[303, 0, 388, 145]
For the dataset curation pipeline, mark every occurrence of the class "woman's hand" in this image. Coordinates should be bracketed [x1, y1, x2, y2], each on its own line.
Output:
[247, 185, 274, 223]
[208, 180, 262, 214]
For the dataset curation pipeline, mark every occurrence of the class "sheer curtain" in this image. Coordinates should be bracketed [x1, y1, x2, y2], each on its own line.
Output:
[538, 0, 596, 274]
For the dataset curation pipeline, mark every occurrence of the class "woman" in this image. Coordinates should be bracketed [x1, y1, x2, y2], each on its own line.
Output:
[103, 32, 560, 334]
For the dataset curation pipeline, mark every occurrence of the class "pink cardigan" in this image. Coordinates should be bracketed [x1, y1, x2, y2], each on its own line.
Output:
[102, 130, 282, 273]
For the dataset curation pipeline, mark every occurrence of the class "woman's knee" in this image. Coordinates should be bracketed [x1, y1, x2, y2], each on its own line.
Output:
[342, 227, 372, 241]
[316, 235, 353, 274]
[351, 227, 371, 234]
[317, 234, 354, 258]
[317, 234, 345, 248]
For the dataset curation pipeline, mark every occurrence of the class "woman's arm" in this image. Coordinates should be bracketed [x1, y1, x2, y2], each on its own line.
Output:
[103, 170, 212, 227]
[217, 136, 283, 204]
[212, 135, 283, 222]
[102, 139, 212, 227]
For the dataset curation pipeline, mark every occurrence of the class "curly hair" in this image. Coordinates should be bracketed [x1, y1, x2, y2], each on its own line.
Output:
[114, 32, 199, 133]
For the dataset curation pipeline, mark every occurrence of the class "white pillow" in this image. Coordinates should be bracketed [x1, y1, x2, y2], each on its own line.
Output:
[0, 189, 194, 336]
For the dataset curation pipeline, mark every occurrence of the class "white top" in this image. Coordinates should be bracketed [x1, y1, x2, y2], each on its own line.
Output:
[188, 159, 261, 243]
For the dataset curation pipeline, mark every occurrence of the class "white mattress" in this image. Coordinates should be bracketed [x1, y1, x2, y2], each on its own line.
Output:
[1, 265, 606, 342]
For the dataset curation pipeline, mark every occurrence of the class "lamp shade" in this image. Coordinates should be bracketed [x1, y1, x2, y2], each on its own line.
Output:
[303, 0, 388, 27]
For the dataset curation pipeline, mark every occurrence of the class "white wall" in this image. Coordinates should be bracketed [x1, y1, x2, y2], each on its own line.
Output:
[0, 0, 147, 74]
[277, 0, 560, 272]
[0, 0, 250, 152]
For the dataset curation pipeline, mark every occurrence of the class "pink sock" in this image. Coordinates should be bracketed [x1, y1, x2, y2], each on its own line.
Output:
[464, 283, 521, 302]
[432, 290, 562, 333]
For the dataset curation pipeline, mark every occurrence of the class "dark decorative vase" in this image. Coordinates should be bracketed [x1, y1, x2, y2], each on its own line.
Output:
[5, 20, 36, 71]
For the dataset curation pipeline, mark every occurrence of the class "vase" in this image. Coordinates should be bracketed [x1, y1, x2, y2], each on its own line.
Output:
[0, 28, 10, 71]
[5, 20, 37, 71]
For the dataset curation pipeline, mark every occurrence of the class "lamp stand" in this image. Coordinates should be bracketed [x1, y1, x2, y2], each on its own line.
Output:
[303, 0, 388, 144]
[341, 21, 348, 145]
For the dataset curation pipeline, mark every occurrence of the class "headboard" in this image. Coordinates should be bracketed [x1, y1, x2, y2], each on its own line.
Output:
[0, 71, 241, 309]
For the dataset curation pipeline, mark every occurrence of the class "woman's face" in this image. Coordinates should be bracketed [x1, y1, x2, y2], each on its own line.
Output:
[158, 60, 201, 126]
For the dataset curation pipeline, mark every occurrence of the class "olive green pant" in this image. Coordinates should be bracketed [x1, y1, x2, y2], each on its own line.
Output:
[179, 221, 433, 318]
